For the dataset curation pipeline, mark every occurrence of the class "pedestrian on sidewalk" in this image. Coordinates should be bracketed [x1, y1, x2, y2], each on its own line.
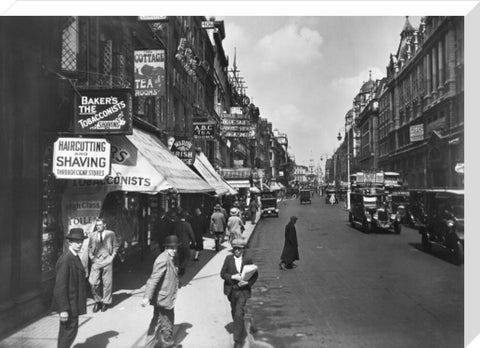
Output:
[174, 211, 195, 276]
[142, 235, 179, 348]
[51, 228, 88, 348]
[248, 196, 259, 224]
[210, 204, 227, 251]
[88, 217, 120, 313]
[155, 208, 174, 252]
[220, 238, 259, 348]
[227, 208, 245, 245]
[191, 207, 208, 261]
[279, 216, 299, 270]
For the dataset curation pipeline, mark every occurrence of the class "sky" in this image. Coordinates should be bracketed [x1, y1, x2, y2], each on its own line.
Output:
[218, 16, 421, 166]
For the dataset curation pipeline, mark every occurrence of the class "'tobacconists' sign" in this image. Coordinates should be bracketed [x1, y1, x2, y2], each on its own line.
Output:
[53, 138, 111, 180]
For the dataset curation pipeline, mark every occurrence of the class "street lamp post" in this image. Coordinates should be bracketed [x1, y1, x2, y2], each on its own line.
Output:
[337, 116, 353, 211]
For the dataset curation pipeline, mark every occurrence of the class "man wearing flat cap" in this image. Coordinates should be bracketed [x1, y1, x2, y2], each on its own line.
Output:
[142, 235, 180, 348]
[220, 238, 258, 348]
[51, 228, 88, 348]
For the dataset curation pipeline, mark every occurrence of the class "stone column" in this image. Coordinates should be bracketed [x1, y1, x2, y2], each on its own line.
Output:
[424, 53, 432, 104]
[438, 38, 444, 96]
[431, 46, 438, 99]
[445, 27, 457, 95]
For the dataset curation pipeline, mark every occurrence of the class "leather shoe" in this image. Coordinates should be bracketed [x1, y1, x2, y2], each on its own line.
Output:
[101, 303, 109, 312]
[92, 302, 102, 313]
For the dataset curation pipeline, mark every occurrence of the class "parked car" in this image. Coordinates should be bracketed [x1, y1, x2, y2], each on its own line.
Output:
[349, 191, 401, 234]
[260, 191, 279, 217]
[299, 189, 312, 204]
[390, 191, 410, 224]
[416, 189, 464, 265]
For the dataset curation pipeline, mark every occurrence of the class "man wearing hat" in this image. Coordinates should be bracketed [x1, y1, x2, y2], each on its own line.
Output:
[142, 235, 180, 348]
[220, 238, 259, 348]
[51, 228, 88, 348]
[210, 204, 227, 251]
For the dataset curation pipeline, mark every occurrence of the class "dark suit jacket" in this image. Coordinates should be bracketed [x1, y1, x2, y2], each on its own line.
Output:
[174, 220, 195, 247]
[51, 249, 87, 317]
[220, 254, 258, 297]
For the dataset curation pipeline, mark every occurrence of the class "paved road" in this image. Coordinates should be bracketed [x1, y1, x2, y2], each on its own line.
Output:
[245, 195, 464, 348]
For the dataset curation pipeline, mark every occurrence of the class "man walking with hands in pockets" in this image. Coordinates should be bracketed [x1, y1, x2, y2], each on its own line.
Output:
[220, 238, 258, 348]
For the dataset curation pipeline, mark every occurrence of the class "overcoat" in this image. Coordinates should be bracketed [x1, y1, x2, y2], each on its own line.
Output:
[51, 249, 87, 317]
[191, 213, 208, 249]
[220, 254, 258, 297]
[144, 251, 179, 309]
[280, 221, 299, 264]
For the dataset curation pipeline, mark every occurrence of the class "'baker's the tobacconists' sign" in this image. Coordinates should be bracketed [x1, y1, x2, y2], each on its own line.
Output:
[52, 138, 111, 180]
[74, 89, 132, 134]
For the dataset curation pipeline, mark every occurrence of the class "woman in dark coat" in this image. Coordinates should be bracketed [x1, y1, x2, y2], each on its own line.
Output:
[191, 207, 208, 261]
[279, 216, 299, 270]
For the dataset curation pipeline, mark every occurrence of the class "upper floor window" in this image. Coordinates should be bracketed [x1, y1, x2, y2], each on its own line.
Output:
[61, 17, 78, 71]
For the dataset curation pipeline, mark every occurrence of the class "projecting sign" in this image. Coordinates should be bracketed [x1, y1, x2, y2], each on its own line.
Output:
[170, 138, 195, 165]
[410, 124, 424, 142]
[53, 138, 111, 180]
[201, 21, 215, 29]
[74, 90, 132, 134]
[134, 50, 166, 97]
[193, 122, 215, 139]
[220, 113, 254, 138]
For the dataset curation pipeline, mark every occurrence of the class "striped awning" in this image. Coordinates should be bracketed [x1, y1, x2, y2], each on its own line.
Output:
[193, 152, 231, 196]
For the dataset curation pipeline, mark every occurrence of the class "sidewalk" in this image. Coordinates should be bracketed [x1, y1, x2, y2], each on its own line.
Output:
[0, 212, 260, 348]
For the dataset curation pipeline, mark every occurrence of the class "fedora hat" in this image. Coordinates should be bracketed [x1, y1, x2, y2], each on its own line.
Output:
[66, 228, 87, 241]
[163, 235, 179, 248]
[231, 238, 246, 249]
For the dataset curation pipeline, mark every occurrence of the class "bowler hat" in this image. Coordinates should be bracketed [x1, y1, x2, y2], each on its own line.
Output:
[163, 235, 179, 248]
[231, 238, 246, 248]
[66, 228, 87, 241]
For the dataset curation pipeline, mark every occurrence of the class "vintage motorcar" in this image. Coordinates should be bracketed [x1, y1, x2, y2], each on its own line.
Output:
[325, 188, 338, 205]
[408, 189, 428, 229]
[416, 189, 464, 265]
[299, 189, 312, 204]
[349, 191, 401, 234]
[389, 191, 410, 224]
[260, 191, 279, 217]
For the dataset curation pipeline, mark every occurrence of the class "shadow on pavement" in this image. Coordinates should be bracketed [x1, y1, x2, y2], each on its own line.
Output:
[73, 330, 119, 348]
[408, 242, 460, 265]
[173, 322, 192, 345]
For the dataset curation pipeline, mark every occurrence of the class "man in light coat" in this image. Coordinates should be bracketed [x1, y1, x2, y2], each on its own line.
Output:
[142, 235, 180, 348]
[210, 204, 227, 251]
[88, 217, 119, 312]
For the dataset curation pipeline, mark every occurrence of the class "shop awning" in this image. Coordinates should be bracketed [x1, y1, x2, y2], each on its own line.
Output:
[226, 179, 251, 189]
[107, 127, 215, 194]
[193, 152, 231, 196]
[222, 178, 239, 196]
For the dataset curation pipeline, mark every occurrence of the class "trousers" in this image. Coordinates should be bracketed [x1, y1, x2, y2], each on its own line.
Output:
[145, 306, 175, 348]
[57, 315, 79, 348]
[228, 289, 249, 343]
[89, 259, 113, 304]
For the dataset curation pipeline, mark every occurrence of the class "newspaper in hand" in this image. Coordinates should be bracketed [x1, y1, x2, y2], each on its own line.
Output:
[241, 264, 258, 282]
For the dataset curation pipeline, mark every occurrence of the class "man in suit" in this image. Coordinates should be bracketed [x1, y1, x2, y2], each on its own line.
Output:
[88, 217, 119, 312]
[51, 228, 88, 348]
[173, 211, 195, 276]
[220, 238, 259, 348]
[142, 235, 180, 348]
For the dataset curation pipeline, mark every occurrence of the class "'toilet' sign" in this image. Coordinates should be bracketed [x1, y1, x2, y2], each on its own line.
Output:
[53, 138, 111, 180]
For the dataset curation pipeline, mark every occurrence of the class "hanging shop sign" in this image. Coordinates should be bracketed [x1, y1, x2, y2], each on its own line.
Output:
[201, 20, 215, 29]
[170, 137, 195, 165]
[410, 124, 424, 142]
[193, 122, 215, 139]
[138, 16, 168, 21]
[134, 49, 166, 97]
[75, 89, 132, 134]
[53, 138, 111, 180]
[220, 113, 254, 138]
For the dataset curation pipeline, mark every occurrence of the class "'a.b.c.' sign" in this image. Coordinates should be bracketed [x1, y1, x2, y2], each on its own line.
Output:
[52, 138, 111, 180]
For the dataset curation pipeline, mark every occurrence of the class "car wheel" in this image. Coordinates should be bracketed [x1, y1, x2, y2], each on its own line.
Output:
[394, 222, 401, 234]
[453, 240, 464, 265]
[421, 232, 432, 252]
[363, 221, 371, 233]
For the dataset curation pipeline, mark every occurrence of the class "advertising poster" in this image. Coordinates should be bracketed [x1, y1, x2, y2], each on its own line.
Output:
[52, 137, 111, 180]
[220, 113, 253, 138]
[410, 124, 424, 142]
[74, 89, 132, 134]
[134, 49, 166, 97]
